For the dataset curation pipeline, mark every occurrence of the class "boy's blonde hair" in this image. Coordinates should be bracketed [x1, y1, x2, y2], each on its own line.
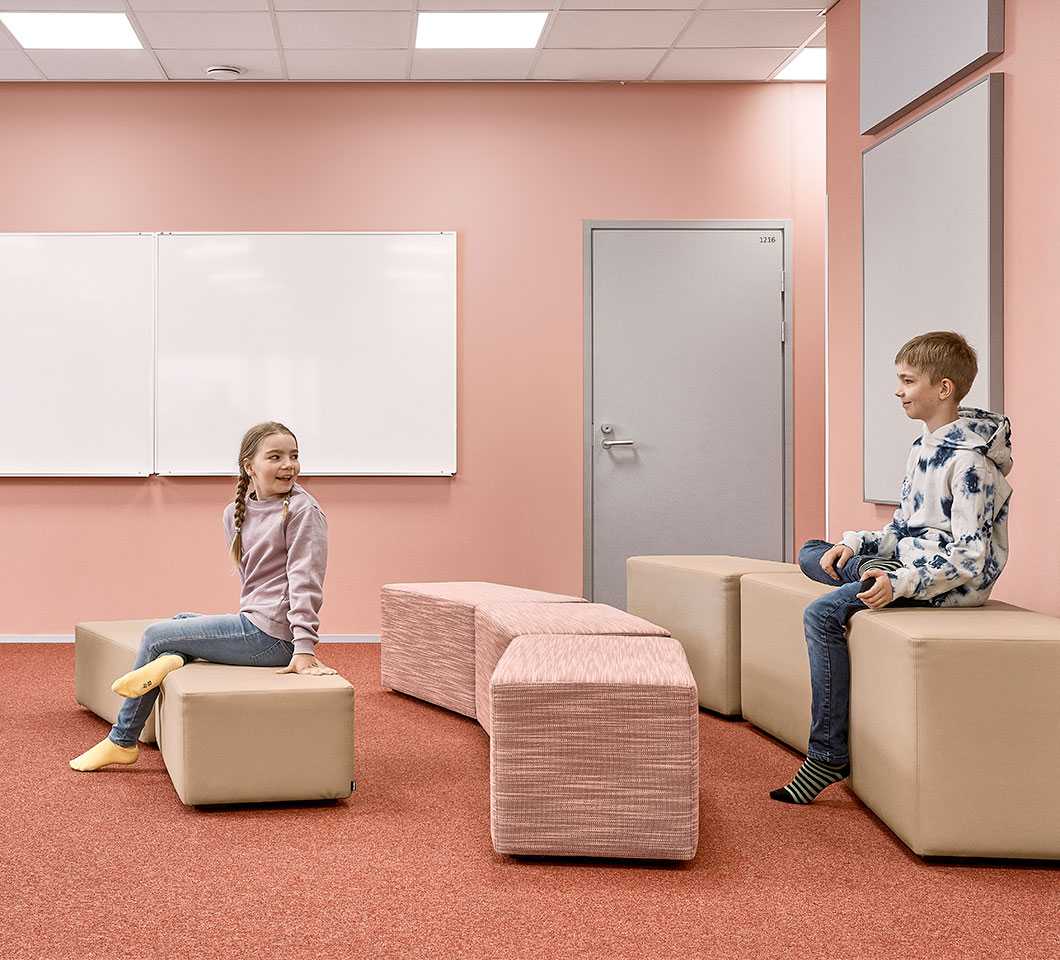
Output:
[230, 420, 298, 567]
[894, 331, 978, 403]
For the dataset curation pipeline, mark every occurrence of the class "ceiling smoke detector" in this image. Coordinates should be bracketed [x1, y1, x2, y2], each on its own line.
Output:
[205, 65, 243, 81]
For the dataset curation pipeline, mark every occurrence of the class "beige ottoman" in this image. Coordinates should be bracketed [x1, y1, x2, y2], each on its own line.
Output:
[157, 663, 355, 806]
[474, 602, 670, 735]
[74, 619, 166, 745]
[490, 633, 699, 860]
[849, 602, 1060, 859]
[627, 556, 800, 715]
[380, 582, 585, 719]
[739, 573, 833, 752]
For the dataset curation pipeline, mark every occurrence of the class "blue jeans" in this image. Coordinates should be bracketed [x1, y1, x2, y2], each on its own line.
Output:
[797, 540, 928, 766]
[109, 612, 294, 747]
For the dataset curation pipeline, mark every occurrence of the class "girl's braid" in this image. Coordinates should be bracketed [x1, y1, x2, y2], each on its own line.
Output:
[229, 470, 251, 566]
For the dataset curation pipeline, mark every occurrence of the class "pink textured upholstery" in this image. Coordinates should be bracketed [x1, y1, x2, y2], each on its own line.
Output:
[490, 633, 699, 860]
[380, 582, 585, 718]
[474, 602, 670, 735]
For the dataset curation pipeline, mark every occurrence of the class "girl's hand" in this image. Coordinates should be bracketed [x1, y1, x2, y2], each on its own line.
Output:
[856, 570, 894, 609]
[277, 653, 338, 676]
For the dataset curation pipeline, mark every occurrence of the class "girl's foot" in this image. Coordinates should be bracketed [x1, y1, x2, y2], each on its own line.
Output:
[70, 737, 139, 772]
[111, 654, 185, 698]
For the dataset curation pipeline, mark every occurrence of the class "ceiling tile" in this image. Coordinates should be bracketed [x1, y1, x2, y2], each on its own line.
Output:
[808, 25, 824, 47]
[0, 0, 124, 9]
[157, 47, 283, 78]
[130, 0, 267, 11]
[546, 11, 690, 49]
[653, 46, 792, 81]
[699, 1, 824, 9]
[532, 47, 663, 81]
[0, 23, 13, 47]
[277, 11, 410, 49]
[285, 48, 407, 78]
[680, 10, 823, 48]
[560, 0, 699, 9]
[0, 49, 41, 77]
[137, 12, 276, 49]
[29, 49, 166, 79]
[417, 0, 551, 8]
[276, 0, 412, 8]
[411, 48, 535, 80]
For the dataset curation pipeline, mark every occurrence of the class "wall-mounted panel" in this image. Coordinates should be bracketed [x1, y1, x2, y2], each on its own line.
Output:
[860, 0, 1003, 134]
[862, 74, 1003, 503]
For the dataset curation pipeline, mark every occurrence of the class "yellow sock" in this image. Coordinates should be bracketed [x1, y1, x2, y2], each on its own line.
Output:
[69, 737, 139, 772]
[111, 653, 185, 698]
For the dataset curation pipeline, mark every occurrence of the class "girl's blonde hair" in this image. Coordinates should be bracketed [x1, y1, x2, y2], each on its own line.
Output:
[229, 420, 298, 567]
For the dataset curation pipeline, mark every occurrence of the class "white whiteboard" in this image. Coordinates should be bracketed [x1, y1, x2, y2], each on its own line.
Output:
[155, 232, 457, 476]
[862, 75, 1003, 503]
[0, 233, 155, 476]
[860, 0, 1003, 134]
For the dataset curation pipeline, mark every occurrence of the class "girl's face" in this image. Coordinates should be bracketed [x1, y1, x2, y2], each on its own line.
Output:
[245, 432, 299, 500]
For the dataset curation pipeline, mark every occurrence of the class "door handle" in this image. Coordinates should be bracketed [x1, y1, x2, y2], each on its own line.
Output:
[602, 439, 635, 449]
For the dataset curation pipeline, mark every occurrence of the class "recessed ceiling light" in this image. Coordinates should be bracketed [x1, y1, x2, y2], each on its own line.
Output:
[774, 48, 826, 81]
[0, 12, 142, 50]
[415, 11, 548, 50]
[206, 65, 243, 81]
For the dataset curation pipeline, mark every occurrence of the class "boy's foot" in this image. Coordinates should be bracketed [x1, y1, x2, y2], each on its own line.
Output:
[769, 757, 851, 804]
[70, 737, 139, 772]
[111, 654, 185, 698]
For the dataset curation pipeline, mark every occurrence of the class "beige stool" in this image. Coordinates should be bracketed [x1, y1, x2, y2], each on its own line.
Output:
[849, 602, 1060, 858]
[380, 582, 585, 719]
[74, 619, 165, 744]
[490, 633, 699, 860]
[739, 573, 832, 752]
[627, 556, 800, 715]
[157, 663, 355, 806]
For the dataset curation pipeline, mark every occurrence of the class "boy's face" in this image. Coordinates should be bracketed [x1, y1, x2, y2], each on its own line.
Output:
[894, 364, 955, 421]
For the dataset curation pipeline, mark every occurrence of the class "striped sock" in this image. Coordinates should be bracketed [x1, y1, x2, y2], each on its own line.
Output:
[769, 757, 850, 804]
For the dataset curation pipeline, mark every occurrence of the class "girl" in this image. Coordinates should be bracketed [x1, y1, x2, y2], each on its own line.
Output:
[70, 421, 336, 773]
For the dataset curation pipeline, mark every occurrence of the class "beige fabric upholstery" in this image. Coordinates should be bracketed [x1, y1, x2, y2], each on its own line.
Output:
[739, 573, 832, 752]
[627, 556, 800, 715]
[490, 633, 699, 860]
[380, 582, 585, 718]
[74, 619, 164, 744]
[157, 663, 355, 806]
[474, 602, 669, 735]
[849, 603, 1060, 858]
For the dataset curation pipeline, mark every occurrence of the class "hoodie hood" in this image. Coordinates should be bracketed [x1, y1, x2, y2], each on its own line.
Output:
[923, 407, 1013, 477]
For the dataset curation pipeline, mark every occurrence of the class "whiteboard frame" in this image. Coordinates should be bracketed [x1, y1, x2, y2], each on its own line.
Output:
[153, 230, 458, 478]
[860, 73, 1004, 505]
[0, 231, 157, 477]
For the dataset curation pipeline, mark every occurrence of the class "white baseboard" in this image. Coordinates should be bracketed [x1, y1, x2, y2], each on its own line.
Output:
[0, 634, 381, 644]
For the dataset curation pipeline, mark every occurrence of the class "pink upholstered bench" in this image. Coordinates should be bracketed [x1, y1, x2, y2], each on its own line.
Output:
[474, 602, 671, 735]
[490, 633, 700, 860]
[380, 582, 585, 718]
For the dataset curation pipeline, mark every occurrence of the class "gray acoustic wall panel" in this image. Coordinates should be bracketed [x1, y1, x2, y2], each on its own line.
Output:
[862, 74, 1003, 504]
[860, 0, 1004, 134]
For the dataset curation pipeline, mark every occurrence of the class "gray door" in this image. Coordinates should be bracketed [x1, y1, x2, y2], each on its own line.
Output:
[587, 226, 789, 609]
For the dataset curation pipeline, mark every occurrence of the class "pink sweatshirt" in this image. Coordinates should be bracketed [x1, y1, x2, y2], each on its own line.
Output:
[222, 482, 328, 657]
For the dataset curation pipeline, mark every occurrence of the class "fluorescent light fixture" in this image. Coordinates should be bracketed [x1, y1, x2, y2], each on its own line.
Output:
[415, 11, 548, 49]
[774, 47, 825, 81]
[0, 12, 142, 50]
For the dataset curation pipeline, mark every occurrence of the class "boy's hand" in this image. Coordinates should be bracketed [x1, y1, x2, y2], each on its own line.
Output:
[856, 570, 894, 609]
[820, 544, 854, 581]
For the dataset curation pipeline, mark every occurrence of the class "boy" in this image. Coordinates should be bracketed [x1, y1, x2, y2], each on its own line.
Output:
[771, 331, 1013, 804]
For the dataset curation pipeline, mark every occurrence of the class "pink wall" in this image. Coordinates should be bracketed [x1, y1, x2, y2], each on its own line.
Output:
[0, 81, 825, 635]
[826, 0, 1060, 615]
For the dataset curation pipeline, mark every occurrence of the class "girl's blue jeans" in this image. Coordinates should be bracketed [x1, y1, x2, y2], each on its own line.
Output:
[108, 613, 294, 748]
[797, 539, 928, 766]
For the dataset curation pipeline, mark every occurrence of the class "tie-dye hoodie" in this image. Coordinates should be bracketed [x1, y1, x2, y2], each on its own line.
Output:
[841, 407, 1013, 607]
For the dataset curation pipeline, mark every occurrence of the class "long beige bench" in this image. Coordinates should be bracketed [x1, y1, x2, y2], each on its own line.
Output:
[73, 618, 355, 806]
[738, 571, 1060, 859]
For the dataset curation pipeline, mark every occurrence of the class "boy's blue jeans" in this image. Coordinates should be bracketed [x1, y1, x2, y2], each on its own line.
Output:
[108, 612, 294, 748]
[797, 539, 928, 766]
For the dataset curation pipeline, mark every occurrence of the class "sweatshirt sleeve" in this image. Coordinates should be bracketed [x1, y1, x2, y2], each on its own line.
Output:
[889, 456, 992, 601]
[284, 504, 329, 655]
[840, 505, 905, 558]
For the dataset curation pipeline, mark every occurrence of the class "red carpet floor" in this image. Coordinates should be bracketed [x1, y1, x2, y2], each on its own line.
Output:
[1, 643, 1056, 960]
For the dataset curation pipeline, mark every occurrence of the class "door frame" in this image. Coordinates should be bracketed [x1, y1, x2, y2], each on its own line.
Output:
[583, 219, 795, 601]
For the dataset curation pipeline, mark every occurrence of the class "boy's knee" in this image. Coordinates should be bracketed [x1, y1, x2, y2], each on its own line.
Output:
[798, 540, 829, 575]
